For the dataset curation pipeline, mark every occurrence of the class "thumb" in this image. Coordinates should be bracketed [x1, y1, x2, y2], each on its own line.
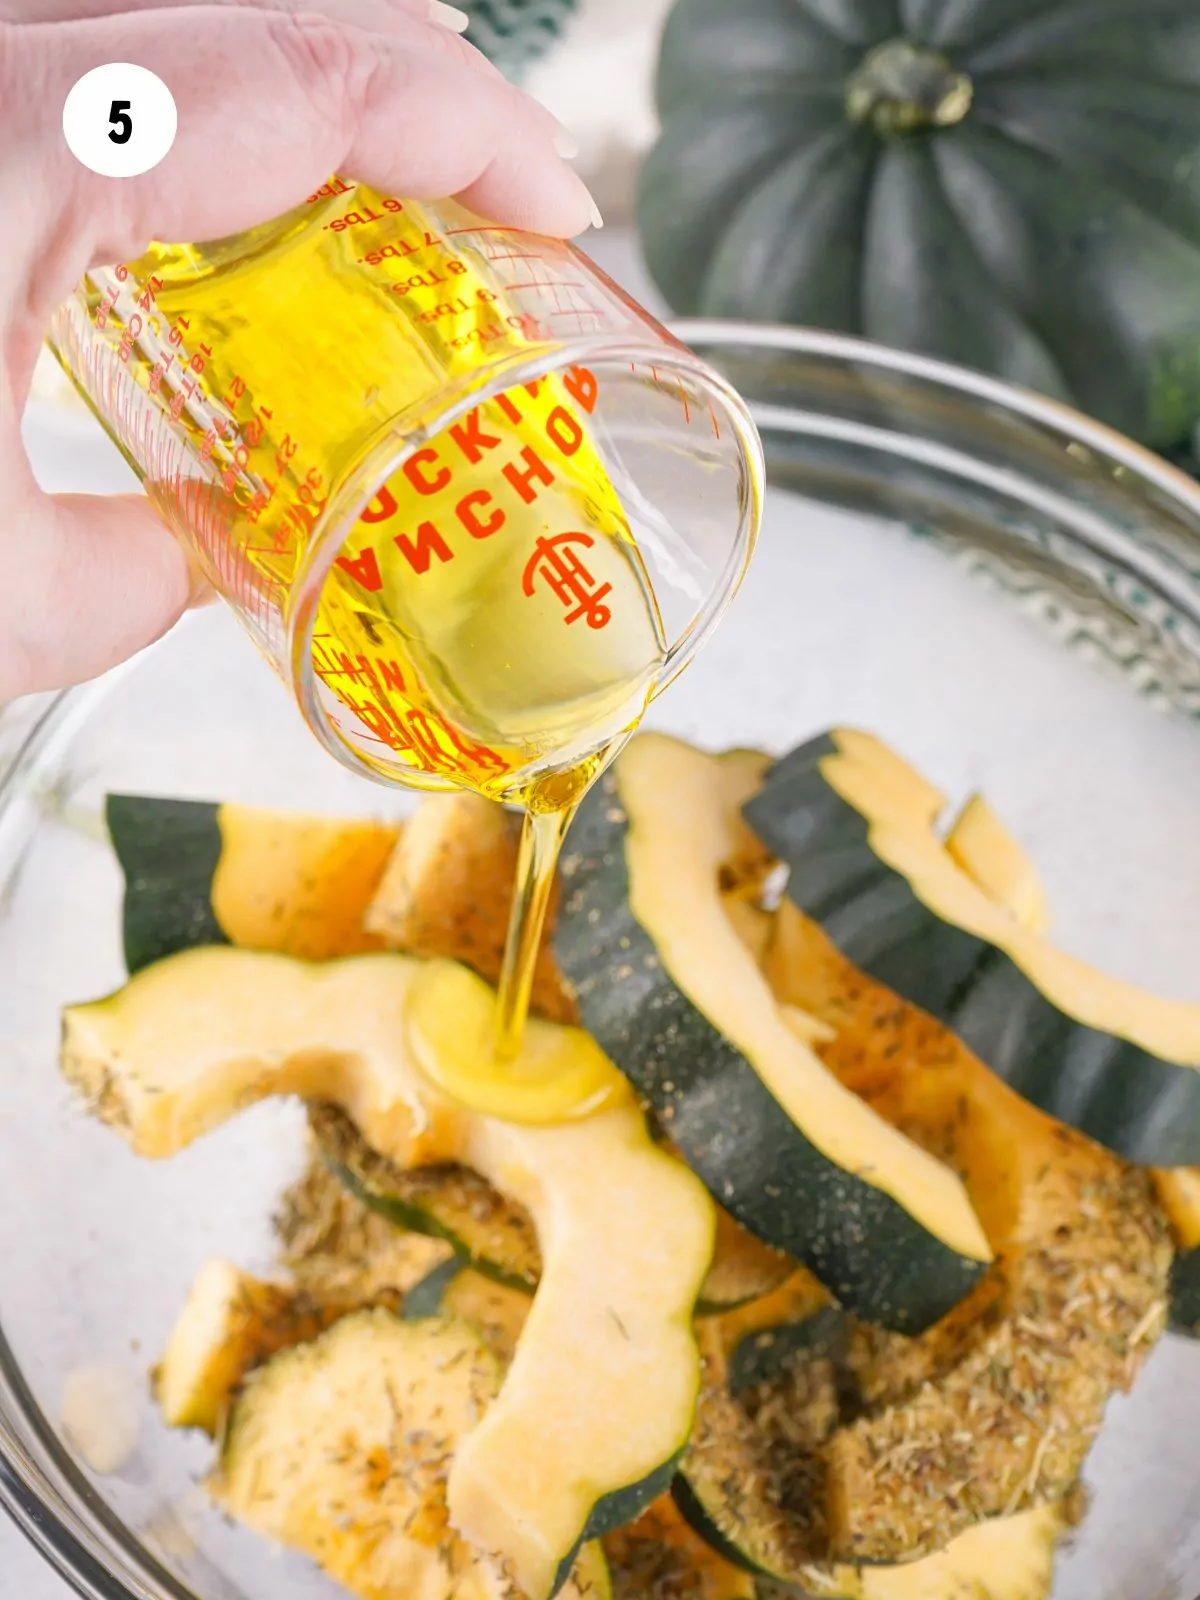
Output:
[0, 487, 204, 700]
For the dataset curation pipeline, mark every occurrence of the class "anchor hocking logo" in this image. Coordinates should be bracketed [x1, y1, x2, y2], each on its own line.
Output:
[521, 531, 613, 629]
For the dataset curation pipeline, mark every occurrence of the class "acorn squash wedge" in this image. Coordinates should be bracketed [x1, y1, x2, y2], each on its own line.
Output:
[365, 789, 575, 1023]
[61, 946, 714, 1600]
[1153, 1167, 1200, 1332]
[274, 1138, 458, 1302]
[310, 1100, 792, 1315]
[744, 729, 1200, 1165]
[908, 775, 1200, 1343]
[402, 1256, 530, 1366]
[106, 794, 398, 970]
[556, 733, 990, 1333]
[674, 1309, 1072, 1598]
[154, 1258, 360, 1435]
[730, 899, 1172, 1568]
[605, 1493, 755, 1600]
[217, 1309, 611, 1600]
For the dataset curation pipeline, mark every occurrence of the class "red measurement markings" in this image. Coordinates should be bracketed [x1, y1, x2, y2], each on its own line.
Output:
[311, 635, 508, 776]
[361, 231, 437, 266]
[310, 642, 407, 700]
[305, 178, 354, 203]
[522, 532, 612, 628]
[323, 197, 404, 232]
[136, 274, 163, 313]
[389, 259, 469, 296]
[501, 280, 589, 294]
[92, 262, 127, 330]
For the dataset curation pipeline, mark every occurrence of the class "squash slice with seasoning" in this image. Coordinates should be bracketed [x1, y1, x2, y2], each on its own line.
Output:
[106, 794, 398, 970]
[682, 898, 1172, 1575]
[556, 733, 991, 1333]
[744, 729, 1200, 1164]
[217, 1310, 612, 1600]
[61, 946, 714, 1600]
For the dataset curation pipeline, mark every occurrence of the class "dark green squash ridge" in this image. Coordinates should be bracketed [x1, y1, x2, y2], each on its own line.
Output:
[744, 731, 1200, 1167]
[556, 756, 987, 1335]
[400, 1257, 466, 1321]
[311, 1103, 792, 1315]
[105, 795, 227, 975]
[1171, 1249, 1200, 1334]
[310, 1102, 542, 1293]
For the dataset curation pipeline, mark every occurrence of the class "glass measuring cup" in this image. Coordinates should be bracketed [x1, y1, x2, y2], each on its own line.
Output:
[46, 179, 765, 805]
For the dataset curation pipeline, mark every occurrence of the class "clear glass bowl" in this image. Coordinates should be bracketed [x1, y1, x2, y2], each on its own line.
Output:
[3, 324, 1199, 1600]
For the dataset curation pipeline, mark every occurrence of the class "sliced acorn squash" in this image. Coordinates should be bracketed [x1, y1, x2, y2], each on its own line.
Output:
[729, 899, 1172, 1568]
[350, 787, 793, 1313]
[106, 794, 398, 970]
[61, 946, 714, 1600]
[217, 1309, 611, 1600]
[556, 733, 991, 1334]
[154, 1258, 360, 1435]
[605, 1493, 755, 1600]
[365, 788, 575, 1022]
[907, 775, 1200, 1346]
[402, 1256, 530, 1366]
[763, 1510, 1067, 1600]
[675, 1308, 1073, 1597]
[1153, 1167, 1200, 1332]
[944, 793, 1048, 938]
[310, 1101, 792, 1315]
[274, 1136, 459, 1300]
[744, 729, 1200, 1165]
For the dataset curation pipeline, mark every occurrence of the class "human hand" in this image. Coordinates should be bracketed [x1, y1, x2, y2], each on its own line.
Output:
[0, 0, 599, 701]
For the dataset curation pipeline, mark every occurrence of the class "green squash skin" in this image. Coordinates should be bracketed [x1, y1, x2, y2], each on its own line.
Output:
[551, 1458, 683, 1597]
[401, 1258, 466, 1321]
[314, 1106, 790, 1316]
[556, 769, 985, 1336]
[727, 1303, 847, 1396]
[105, 796, 228, 975]
[670, 1475, 768, 1579]
[640, 0, 1200, 448]
[1170, 1249, 1200, 1334]
[311, 1125, 541, 1296]
[745, 733, 1200, 1168]
[396, 1226, 682, 1597]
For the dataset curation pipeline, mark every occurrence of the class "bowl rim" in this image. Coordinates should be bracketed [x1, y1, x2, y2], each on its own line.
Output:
[3, 315, 1200, 1600]
[674, 319, 1200, 527]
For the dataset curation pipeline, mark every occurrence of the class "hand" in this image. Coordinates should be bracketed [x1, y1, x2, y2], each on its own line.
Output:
[0, 0, 598, 701]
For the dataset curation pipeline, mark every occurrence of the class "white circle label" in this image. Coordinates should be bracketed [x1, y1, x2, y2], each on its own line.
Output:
[62, 63, 177, 178]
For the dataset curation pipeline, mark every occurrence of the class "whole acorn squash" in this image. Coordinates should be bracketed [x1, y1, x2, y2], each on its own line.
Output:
[639, 0, 1200, 448]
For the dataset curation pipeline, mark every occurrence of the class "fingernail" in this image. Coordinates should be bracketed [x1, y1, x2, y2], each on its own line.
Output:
[428, 1, 471, 31]
[553, 121, 581, 160]
[588, 197, 604, 231]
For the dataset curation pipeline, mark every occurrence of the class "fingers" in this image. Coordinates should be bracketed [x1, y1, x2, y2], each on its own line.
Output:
[0, 487, 197, 700]
[0, 0, 432, 28]
[11, 3, 594, 319]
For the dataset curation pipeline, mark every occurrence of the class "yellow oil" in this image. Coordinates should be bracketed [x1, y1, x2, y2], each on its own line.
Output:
[60, 181, 669, 1069]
